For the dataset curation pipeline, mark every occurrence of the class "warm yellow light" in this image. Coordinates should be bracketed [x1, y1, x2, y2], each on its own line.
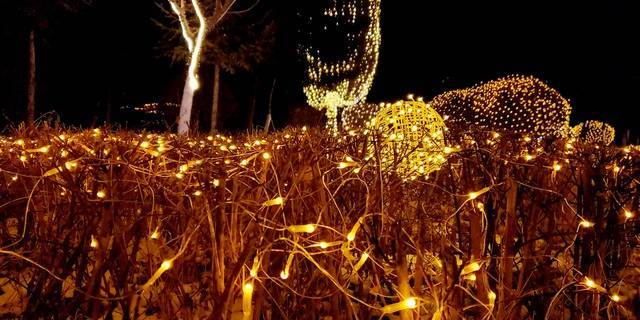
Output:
[262, 152, 271, 160]
[242, 282, 254, 319]
[468, 192, 479, 200]
[175, 172, 184, 179]
[193, 190, 202, 196]
[279, 270, 289, 280]
[287, 224, 316, 234]
[263, 197, 284, 206]
[381, 297, 418, 314]
[150, 228, 160, 239]
[610, 294, 621, 302]
[553, 162, 562, 172]
[319, 241, 329, 249]
[488, 291, 496, 305]
[140, 141, 150, 149]
[460, 261, 482, 276]
[96, 190, 106, 199]
[179, 164, 189, 172]
[160, 259, 173, 271]
[90, 236, 99, 248]
[624, 210, 634, 219]
[579, 220, 594, 228]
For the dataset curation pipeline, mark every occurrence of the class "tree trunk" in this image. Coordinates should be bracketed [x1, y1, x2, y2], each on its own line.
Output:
[178, 78, 196, 134]
[263, 78, 276, 133]
[27, 29, 36, 128]
[210, 64, 221, 133]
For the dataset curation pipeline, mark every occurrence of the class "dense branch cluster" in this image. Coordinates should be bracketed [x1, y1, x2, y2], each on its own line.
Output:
[0, 126, 638, 319]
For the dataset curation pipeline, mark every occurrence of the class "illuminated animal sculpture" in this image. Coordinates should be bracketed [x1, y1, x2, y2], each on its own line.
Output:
[429, 75, 572, 137]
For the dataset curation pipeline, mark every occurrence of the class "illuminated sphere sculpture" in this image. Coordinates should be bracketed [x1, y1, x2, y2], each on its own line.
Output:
[370, 100, 447, 179]
[430, 75, 572, 137]
[299, 0, 381, 134]
[342, 102, 382, 130]
[571, 120, 615, 145]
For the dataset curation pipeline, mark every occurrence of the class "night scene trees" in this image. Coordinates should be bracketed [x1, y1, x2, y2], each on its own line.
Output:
[1, 1, 640, 319]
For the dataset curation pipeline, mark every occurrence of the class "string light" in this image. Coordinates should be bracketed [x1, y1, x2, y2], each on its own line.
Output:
[572, 120, 615, 146]
[370, 100, 447, 179]
[430, 75, 571, 137]
[381, 297, 418, 314]
[300, 0, 381, 133]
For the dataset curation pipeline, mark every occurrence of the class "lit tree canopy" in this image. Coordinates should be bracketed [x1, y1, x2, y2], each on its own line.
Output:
[299, 0, 381, 132]
[572, 120, 615, 145]
[430, 75, 572, 137]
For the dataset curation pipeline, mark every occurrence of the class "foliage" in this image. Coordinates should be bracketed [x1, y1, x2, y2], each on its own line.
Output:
[0, 126, 639, 319]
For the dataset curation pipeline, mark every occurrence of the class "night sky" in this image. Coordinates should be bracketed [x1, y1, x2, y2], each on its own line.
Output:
[1, 1, 638, 139]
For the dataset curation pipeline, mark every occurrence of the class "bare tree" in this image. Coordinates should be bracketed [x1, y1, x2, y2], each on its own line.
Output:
[166, 0, 237, 135]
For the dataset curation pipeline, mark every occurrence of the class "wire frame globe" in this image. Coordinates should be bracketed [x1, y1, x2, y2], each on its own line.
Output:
[370, 100, 447, 179]
[571, 120, 615, 145]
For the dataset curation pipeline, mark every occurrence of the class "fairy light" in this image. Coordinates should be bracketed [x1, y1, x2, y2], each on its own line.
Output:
[572, 120, 615, 146]
[90, 236, 99, 248]
[371, 100, 447, 178]
[610, 294, 621, 302]
[553, 161, 562, 172]
[624, 210, 634, 219]
[150, 227, 160, 239]
[263, 196, 284, 206]
[579, 220, 594, 228]
[430, 75, 571, 137]
[352, 251, 369, 274]
[488, 291, 496, 305]
[300, 0, 381, 133]
[381, 297, 418, 314]
[96, 190, 106, 199]
[287, 224, 317, 234]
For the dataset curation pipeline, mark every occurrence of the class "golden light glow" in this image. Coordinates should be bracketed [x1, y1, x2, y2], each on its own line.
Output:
[287, 224, 317, 234]
[572, 120, 615, 146]
[381, 297, 418, 314]
[371, 100, 447, 179]
[90, 236, 98, 248]
[430, 75, 571, 137]
[300, 0, 381, 133]
[579, 220, 594, 228]
[263, 196, 284, 206]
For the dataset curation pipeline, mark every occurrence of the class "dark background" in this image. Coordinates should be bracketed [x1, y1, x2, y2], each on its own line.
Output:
[1, 1, 638, 140]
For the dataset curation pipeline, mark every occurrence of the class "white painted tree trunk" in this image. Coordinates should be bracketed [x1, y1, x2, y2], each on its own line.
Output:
[177, 78, 195, 134]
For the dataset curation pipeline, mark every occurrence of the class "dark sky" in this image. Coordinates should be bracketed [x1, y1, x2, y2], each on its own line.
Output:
[1, 1, 638, 139]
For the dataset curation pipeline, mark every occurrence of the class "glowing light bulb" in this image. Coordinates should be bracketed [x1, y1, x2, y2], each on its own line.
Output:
[150, 228, 160, 239]
[468, 192, 479, 200]
[319, 241, 329, 249]
[96, 190, 106, 199]
[610, 294, 621, 302]
[488, 291, 496, 305]
[624, 210, 634, 219]
[580, 220, 594, 228]
[160, 259, 173, 271]
[263, 197, 284, 206]
[262, 152, 271, 160]
[90, 236, 99, 248]
[287, 224, 317, 233]
[381, 297, 418, 314]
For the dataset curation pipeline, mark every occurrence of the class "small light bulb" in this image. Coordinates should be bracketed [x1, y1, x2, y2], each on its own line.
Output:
[161, 260, 173, 271]
[580, 220, 594, 228]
